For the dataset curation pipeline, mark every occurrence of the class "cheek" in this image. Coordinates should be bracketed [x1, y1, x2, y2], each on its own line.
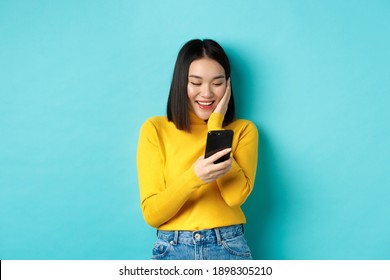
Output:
[187, 85, 196, 99]
[215, 86, 226, 101]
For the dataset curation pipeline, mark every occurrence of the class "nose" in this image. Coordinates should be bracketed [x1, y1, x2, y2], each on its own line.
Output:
[200, 84, 213, 98]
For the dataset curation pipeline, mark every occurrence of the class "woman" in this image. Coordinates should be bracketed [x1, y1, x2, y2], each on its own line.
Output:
[137, 39, 258, 260]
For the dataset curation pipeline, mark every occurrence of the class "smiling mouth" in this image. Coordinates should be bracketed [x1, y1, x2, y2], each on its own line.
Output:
[196, 101, 214, 106]
[195, 101, 215, 111]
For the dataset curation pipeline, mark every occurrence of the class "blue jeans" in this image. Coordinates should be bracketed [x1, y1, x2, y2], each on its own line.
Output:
[151, 224, 252, 260]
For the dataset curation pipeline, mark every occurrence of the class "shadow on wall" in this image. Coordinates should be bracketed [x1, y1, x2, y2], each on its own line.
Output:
[226, 45, 275, 260]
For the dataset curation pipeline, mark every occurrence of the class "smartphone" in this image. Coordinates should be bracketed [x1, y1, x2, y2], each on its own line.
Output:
[204, 130, 234, 164]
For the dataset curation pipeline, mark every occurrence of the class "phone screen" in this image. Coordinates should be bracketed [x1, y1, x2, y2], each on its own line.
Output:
[204, 130, 234, 164]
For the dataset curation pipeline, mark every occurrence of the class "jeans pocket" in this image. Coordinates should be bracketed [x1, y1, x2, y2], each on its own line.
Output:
[151, 238, 172, 260]
[221, 234, 252, 258]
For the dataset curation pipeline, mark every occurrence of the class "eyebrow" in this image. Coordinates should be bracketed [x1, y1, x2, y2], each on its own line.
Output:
[189, 74, 225, 80]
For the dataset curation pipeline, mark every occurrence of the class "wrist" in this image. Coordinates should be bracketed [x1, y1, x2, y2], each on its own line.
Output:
[207, 112, 224, 130]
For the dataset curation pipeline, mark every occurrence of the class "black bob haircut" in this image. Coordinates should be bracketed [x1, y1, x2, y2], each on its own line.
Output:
[167, 39, 235, 132]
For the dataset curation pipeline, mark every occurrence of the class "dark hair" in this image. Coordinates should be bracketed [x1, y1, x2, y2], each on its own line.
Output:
[167, 39, 235, 132]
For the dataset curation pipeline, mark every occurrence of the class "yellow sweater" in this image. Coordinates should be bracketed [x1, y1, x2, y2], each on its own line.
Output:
[137, 112, 258, 230]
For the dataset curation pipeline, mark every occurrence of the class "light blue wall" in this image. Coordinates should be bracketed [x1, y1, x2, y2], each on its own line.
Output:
[1, 0, 389, 259]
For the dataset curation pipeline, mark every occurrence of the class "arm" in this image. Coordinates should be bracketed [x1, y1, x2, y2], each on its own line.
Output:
[208, 78, 258, 206]
[136, 120, 204, 228]
[199, 113, 258, 207]
[216, 122, 258, 207]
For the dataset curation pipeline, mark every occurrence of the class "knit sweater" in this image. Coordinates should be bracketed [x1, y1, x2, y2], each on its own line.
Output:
[137, 111, 258, 230]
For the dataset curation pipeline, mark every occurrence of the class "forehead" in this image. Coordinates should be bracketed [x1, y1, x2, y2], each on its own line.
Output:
[188, 58, 225, 77]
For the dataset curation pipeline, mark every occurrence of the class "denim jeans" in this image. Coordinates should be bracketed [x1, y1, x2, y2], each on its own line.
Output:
[151, 224, 252, 260]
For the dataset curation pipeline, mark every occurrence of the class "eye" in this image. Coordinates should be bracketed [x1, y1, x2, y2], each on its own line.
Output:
[190, 82, 201, 86]
[213, 82, 223, 86]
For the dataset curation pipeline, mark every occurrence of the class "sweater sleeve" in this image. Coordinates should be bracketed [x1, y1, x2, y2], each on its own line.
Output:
[136, 119, 204, 228]
[216, 121, 258, 207]
[207, 112, 225, 130]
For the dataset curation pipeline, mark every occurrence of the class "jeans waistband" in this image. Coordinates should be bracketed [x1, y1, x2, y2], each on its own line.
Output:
[157, 224, 244, 245]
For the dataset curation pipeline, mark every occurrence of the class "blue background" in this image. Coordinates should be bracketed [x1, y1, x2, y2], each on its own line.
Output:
[1, 0, 389, 260]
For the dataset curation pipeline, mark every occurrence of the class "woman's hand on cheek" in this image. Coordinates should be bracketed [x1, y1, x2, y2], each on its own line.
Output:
[214, 78, 231, 116]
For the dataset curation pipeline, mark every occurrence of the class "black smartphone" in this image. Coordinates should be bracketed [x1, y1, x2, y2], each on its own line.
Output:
[204, 130, 234, 164]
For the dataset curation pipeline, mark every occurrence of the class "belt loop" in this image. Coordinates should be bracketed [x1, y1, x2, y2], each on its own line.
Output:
[214, 227, 222, 245]
[171, 230, 179, 245]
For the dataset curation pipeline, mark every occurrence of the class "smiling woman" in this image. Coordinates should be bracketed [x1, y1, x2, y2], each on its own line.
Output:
[187, 58, 228, 120]
[167, 39, 235, 132]
[136, 39, 258, 260]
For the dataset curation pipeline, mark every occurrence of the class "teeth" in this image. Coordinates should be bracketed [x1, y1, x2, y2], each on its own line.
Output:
[197, 101, 213, 106]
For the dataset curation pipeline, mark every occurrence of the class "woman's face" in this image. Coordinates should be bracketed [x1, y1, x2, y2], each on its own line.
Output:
[187, 57, 227, 120]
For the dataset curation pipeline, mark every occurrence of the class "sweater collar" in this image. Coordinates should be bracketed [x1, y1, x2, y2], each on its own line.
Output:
[189, 111, 207, 125]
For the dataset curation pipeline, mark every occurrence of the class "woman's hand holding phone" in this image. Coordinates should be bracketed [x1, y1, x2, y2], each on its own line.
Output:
[194, 148, 232, 184]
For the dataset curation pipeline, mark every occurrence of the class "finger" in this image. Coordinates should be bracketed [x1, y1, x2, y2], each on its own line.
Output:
[214, 157, 232, 169]
[214, 79, 231, 114]
[205, 148, 232, 164]
[226, 78, 231, 94]
[211, 159, 232, 176]
[221, 79, 231, 109]
[221, 79, 231, 103]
